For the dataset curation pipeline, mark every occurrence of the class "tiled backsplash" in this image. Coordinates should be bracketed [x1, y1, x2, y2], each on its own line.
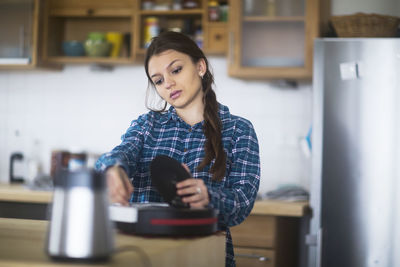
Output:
[0, 57, 312, 194]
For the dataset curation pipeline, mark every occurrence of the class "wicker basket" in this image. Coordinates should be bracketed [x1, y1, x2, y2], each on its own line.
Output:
[331, 13, 400, 37]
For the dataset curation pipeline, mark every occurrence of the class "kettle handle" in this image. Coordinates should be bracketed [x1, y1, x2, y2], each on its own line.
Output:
[10, 152, 24, 183]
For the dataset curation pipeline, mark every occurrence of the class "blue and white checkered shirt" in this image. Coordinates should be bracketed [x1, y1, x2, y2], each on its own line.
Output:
[95, 103, 260, 267]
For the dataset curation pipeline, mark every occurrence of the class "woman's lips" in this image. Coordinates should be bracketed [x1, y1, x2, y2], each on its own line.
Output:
[170, 90, 182, 100]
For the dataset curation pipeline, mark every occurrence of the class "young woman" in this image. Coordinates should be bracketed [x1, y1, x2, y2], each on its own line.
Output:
[95, 31, 260, 267]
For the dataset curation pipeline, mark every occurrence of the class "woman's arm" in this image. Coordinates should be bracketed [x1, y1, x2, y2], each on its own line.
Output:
[208, 120, 260, 228]
[95, 114, 148, 176]
[95, 114, 149, 204]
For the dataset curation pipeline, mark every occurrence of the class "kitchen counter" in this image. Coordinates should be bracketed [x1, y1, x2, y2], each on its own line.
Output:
[0, 218, 225, 267]
[0, 183, 52, 203]
[251, 199, 309, 217]
[0, 184, 309, 218]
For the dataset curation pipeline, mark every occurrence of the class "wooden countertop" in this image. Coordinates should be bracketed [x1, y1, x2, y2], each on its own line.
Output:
[0, 183, 52, 203]
[0, 218, 225, 267]
[251, 200, 310, 217]
[0, 184, 309, 217]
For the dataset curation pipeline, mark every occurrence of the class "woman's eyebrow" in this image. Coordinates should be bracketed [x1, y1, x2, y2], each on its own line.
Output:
[150, 59, 182, 79]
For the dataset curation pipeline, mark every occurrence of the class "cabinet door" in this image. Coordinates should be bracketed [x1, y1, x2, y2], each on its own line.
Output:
[228, 0, 319, 79]
[49, 0, 134, 16]
[235, 247, 275, 267]
[231, 215, 277, 248]
[206, 24, 228, 54]
[43, 0, 136, 65]
[0, 0, 40, 69]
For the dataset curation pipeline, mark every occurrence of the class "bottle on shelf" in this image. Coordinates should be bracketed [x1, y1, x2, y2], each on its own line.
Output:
[143, 17, 160, 48]
[172, 0, 182, 10]
[208, 0, 220, 22]
[183, 0, 198, 9]
[267, 0, 276, 16]
[219, 1, 229, 22]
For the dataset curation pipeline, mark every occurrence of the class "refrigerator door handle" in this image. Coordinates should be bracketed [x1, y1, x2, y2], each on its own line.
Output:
[306, 228, 323, 267]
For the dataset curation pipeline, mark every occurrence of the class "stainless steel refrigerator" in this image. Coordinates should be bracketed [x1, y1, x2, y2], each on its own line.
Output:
[307, 39, 400, 267]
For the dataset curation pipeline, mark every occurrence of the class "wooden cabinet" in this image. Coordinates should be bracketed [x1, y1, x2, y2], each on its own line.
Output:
[0, 0, 41, 69]
[202, 0, 229, 54]
[40, 0, 228, 66]
[228, 0, 320, 79]
[205, 23, 228, 53]
[231, 201, 309, 267]
[42, 0, 137, 65]
[136, 0, 228, 55]
[135, 0, 204, 55]
[235, 248, 275, 267]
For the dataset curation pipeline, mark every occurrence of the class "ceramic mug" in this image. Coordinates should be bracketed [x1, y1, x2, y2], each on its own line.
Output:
[106, 32, 123, 57]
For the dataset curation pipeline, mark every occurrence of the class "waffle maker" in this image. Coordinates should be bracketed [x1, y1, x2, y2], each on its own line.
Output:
[109, 155, 218, 236]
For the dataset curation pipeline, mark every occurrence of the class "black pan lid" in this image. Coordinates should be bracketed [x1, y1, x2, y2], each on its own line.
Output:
[150, 155, 191, 208]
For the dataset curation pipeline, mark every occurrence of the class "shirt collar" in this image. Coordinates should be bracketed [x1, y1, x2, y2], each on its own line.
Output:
[218, 103, 231, 123]
[160, 102, 231, 125]
[159, 105, 177, 124]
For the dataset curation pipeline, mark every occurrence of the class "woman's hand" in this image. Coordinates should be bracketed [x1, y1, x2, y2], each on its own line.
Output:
[176, 164, 209, 208]
[105, 165, 133, 206]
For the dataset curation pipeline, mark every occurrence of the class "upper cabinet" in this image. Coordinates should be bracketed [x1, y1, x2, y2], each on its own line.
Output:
[41, 0, 227, 66]
[42, 0, 137, 65]
[228, 0, 320, 79]
[135, 0, 204, 56]
[203, 0, 229, 54]
[1, 0, 322, 80]
[0, 0, 41, 69]
[135, 0, 228, 56]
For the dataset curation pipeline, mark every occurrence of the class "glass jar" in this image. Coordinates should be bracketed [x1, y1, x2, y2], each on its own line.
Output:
[208, 1, 220, 21]
[143, 17, 160, 48]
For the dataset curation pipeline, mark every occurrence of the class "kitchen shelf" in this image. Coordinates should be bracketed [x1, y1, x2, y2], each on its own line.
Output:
[243, 16, 305, 22]
[139, 9, 204, 16]
[46, 56, 134, 64]
[49, 9, 133, 17]
[42, 0, 136, 66]
[228, 0, 319, 79]
[137, 48, 146, 55]
[0, 0, 40, 70]
[205, 21, 227, 26]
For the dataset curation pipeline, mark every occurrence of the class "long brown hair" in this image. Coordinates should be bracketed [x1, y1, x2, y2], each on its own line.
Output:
[144, 31, 226, 181]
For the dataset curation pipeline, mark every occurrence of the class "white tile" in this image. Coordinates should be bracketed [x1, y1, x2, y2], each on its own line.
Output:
[0, 59, 313, 191]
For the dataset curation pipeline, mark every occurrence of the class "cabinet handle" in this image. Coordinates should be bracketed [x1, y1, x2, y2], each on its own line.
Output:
[229, 31, 234, 65]
[236, 253, 270, 262]
[87, 8, 94, 15]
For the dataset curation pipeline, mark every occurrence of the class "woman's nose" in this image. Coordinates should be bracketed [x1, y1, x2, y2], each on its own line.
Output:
[164, 75, 175, 89]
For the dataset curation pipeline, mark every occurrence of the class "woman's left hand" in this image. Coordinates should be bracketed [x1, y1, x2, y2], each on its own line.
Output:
[176, 164, 209, 208]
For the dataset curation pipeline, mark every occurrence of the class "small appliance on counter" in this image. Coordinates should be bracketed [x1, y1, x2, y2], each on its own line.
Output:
[46, 168, 114, 262]
[9, 152, 25, 183]
[9, 150, 42, 184]
[110, 155, 219, 236]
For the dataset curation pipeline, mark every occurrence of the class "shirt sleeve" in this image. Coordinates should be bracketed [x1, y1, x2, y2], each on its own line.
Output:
[94, 114, 149, 177]
[207, 119, 260, 228]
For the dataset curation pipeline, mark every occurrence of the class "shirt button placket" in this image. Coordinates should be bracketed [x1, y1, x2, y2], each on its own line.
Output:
[183, 127, 192, 154]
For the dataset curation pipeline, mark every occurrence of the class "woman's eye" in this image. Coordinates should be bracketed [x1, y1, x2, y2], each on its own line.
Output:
[154, 78, 163, 85]
[172, 66, 182, 74]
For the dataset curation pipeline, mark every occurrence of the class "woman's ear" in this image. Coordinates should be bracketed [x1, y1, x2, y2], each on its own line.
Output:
[197, 58, 207, 77]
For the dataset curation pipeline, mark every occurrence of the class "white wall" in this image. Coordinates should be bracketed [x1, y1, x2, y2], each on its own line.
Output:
[2, 0, 397, 194]
[0, 57, 312, 194]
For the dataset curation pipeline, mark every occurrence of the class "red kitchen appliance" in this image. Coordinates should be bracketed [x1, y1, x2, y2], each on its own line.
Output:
[109, 155, 218, 236]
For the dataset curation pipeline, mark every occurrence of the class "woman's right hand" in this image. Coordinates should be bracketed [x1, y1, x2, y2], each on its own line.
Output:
[105, 165, 133, 206]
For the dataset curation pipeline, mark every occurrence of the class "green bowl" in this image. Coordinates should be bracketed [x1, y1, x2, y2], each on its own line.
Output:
[84, 39, 112, 57]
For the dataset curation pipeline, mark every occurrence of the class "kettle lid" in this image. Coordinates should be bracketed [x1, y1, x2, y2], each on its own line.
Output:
[54, 168, 105, 190]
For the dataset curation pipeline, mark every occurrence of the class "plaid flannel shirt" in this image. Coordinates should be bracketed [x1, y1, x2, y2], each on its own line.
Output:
[95, 103, 260, 267]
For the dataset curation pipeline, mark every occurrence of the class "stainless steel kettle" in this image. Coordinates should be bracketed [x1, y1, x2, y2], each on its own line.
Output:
[46, 169, 114, 261]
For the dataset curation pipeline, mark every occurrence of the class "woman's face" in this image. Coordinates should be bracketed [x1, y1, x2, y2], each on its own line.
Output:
[148, 49, 206, 110]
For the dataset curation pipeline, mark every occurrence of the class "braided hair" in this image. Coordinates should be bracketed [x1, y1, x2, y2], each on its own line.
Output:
[144, 31, 226, 181]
